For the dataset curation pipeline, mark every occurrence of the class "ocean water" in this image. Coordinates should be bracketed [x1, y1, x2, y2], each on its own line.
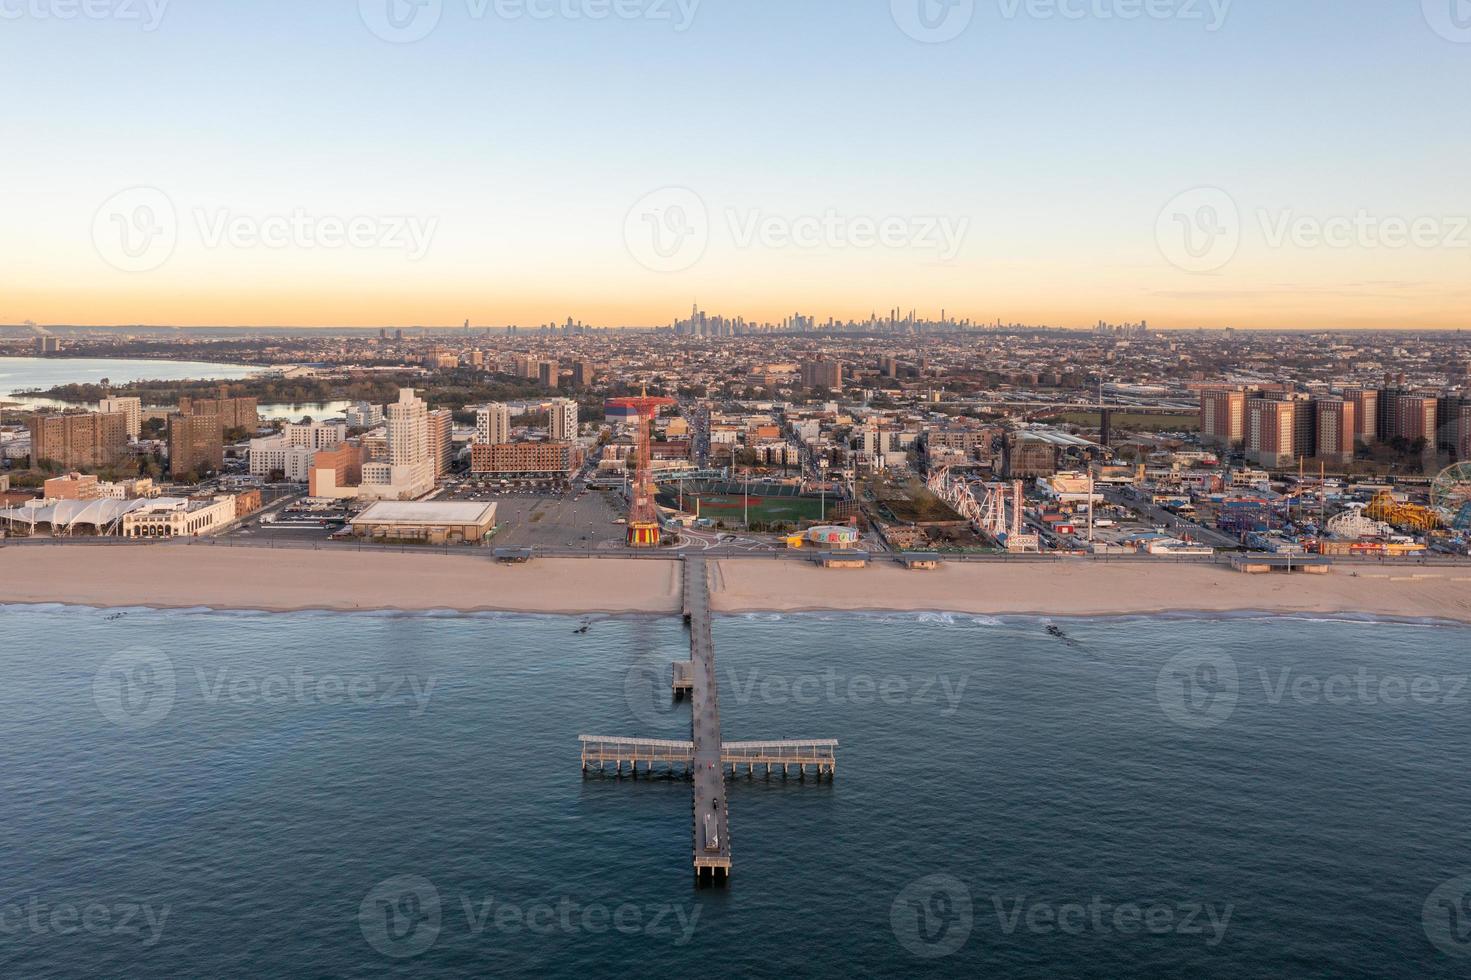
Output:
[1, 606, 1469, 978]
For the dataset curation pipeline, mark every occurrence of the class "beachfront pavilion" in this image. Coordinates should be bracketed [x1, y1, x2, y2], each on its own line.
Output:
[0, 497, 182, 537]
[348, 500, 499, 545]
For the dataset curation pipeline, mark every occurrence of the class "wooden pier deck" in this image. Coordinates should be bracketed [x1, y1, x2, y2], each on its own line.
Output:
[685, 557, 732, 881]
[578, 555, 837, 884]
[671, 658, 693, 694]
[579, 736, 838, 775]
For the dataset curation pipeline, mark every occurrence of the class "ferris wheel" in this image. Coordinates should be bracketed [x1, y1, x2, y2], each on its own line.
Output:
[1431, 462, 1471, 529]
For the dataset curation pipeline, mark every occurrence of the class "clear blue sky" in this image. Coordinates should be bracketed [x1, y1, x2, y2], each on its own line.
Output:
[2, 0, 1468, 328]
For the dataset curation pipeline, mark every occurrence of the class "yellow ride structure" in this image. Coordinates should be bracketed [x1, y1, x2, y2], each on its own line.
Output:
[1364, 490, 1441, 532]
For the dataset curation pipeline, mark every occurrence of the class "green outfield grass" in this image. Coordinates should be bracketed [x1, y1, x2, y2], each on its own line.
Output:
[658, 490, 831, 524]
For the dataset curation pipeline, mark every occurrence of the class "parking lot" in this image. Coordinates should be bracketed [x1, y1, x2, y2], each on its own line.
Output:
[485, 490, 627, 550]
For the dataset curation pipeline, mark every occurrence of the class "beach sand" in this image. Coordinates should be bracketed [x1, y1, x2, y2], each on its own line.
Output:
[0, 546, 681, 615]
[710, 558, 1471, 624]
[0, 545, 1468, 623]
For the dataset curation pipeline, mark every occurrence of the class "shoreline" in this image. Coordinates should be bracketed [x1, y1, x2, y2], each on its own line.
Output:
[1, 544, 1469, 625]
[2, 600, 1467, 631]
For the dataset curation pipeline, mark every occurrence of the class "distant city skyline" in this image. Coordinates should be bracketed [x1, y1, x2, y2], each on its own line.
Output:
[4, 1, 1468, 329]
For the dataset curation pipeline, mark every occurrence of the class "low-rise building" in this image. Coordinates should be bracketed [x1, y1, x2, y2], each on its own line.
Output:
[349, 500, 498, 544]
[43, 473, 102, 501]
[309, 442, 365, 498]
[121, 495, 239, 538]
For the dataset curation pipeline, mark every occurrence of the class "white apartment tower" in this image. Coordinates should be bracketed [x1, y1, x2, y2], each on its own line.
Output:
[477, 402, 512, 446]
[99, 396, 143, 439]
[549, 398, 578, 442]
[360, 388, 434, 499]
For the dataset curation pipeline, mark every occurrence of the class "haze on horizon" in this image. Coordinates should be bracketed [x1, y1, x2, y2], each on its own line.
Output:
[2, 0, 1467, 331]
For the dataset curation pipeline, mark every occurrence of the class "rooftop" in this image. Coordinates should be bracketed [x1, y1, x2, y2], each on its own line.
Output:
[352, 500, 498, 526]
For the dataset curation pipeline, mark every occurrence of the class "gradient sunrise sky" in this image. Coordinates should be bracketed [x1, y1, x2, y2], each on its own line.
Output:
[2, 0, 1468, 329]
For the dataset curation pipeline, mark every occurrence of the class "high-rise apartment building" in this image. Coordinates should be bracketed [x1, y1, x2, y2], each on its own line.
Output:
[476, 403, 512, 446]
[1315, 398, 1356, 465]
[1246, 397, 1296, 468]
[28, 411, 129, 471]
[359, 388, 434, 500]
[800, 360, 843, 391]
[1383, 392, 1438, 445]
[1199, 389, 1246, 449]
[345, 402, 385, 428]
[167, 413, 224, 478]
[1343, 389, 1378, 444]
[98, 396, 142, 439]
[539, 360, 560, 389]
[548, 398, 579, 442]
[177, 385, 258, 432]
[1456, 402, 1471, 462]
[428, 409, 453, 477]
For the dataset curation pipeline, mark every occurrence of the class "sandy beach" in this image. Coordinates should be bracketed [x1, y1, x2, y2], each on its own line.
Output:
[711, 559, 1471, 624]
[1, 545, 1468, 623]
[0, 546, 682, 615]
